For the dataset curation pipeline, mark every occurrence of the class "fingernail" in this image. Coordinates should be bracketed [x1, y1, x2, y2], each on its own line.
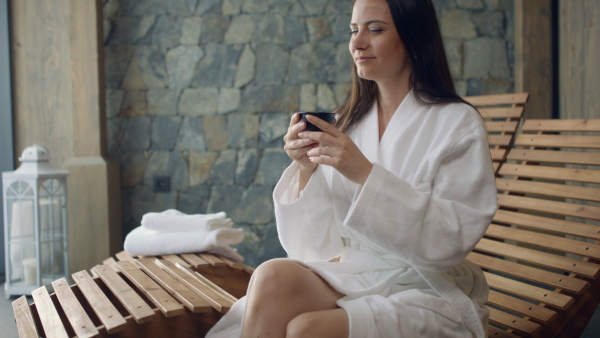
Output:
[298, 132, 305, 137]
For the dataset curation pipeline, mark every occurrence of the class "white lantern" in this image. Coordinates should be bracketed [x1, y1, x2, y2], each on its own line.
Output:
[3, 145, 69, 298]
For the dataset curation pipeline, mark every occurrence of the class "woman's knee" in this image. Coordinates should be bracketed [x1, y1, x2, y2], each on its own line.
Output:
[248, 259, 305, 297]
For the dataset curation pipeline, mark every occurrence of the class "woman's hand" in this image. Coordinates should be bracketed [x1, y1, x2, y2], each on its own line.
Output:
[299, 114, 373, 185]
[283, 113, 319, 173]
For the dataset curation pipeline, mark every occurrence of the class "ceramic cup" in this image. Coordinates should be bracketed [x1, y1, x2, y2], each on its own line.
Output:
[298, 112, 336, 132]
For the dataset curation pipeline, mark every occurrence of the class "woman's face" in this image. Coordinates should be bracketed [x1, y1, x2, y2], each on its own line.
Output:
[349, 0, 411, 87]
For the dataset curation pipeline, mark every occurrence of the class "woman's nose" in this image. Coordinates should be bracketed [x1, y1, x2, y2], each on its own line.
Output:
[350, 31, 367, 51]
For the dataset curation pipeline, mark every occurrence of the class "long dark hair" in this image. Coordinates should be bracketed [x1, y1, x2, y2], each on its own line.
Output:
[335, 0, 470, 133]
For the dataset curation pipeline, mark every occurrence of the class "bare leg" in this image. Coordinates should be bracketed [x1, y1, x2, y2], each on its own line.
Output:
[241, 259, 347, 338]
[286, 308, 349, 338]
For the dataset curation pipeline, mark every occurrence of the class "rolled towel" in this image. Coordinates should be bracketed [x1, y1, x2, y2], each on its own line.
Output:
[124, 225, 245, 262]
[142, 209, 233, 232]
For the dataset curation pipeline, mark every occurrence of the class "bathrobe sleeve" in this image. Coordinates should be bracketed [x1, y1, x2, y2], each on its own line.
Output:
[345, 122, 498, 272]
[273, 162, 344, 262]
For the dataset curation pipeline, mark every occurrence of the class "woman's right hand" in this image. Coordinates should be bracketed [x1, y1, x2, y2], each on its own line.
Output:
[283, 113, 319, 173]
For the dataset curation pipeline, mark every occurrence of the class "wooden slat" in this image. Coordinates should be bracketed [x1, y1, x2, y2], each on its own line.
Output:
[12, 296, 40, 338]
[507, 148, 600, 166]
[219, 256, 246, 270]
[475, 238, 600, 278]
[135, 259, 213, 313]
[493, 209, 600, 240]
[497, 193, 600, 221]
[198, 253, 226, 267]
[487, 325, 520, 337]
[52, 277, 100, 337]
[491, 148, 507, 161]
[479, 106, 524, 119]
[489, 134, 513, 147]
[102, 257, 122, 272]
[154, 259, 235, 312]
[115, 251, 137, 263]
[487, 289, 557, 324]
[500, 163, 600, 184]
[180, 253, 211, 268]
[72, 270, 128, 334]
[189, 269, 239, 304]
[92, 265, 156, 324]
[496, 178, 600, 202]
[485, 224, 600, 260]
[484, 272, 573, 310]
[515, 134, 600, 149]
[488, 306, 542, 336]
[115, 261, 185, 317]
[31, 286, 69, 338]
[468, 251, 589, 294]
[486, 121, 519, 132]
[160, 254, 191, 268]
[522, 119, 600, 132]
[465, 93, 529, 106]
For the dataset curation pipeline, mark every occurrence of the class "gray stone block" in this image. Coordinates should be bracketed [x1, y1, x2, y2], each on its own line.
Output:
[223, 0, 243, 15]
[178, 184, 211, 214]
[440, 9, 477, 39]
[200, 14, 230, 43]
[234, 44, 256, 88]
[181, 17, 203, 45]
[472, 11, 505, 37]
[231, 185, 274, 223]
[228, 113, 259, 148]
[119, 0, 169, 16]
[300, 0, 328, 15]
[224, 15, 256, 44]
[190, 43, 244, 87]
[107, 16, 156, 46]
[166, 46, 205, 88]
[236, 148, 259, 186]
[242, 0, 269, 14]
[444, 38, 463, 79]
[189, 151, 219, 186]
[218, 87, 241, 114]
[207, 185, 245, 214]
[106, 89, 125, 118]
[169, 0, 199, 15]
[463, 37, 510, 79]
[456, 0, 484, 9]
[259, 112, 289, 148]
[284, 16, 307, 48]
[152, 15, 184, 50]
[207, 149, 237, 185]
[255, 14, 285, 44]
[143, 150, 189, 190]
[120, 90, 147, 117]
[179, 88, 218, 116]
[147, 89, 180, 116]
[255, 149, 291, 185]
[122, 46, 168, 89]
[204, 115, 229, 150]
[120, 151, 150, 188]
[121, 117, 151, 151]
[176, 116, 207, 151]
[105, 46, 134, 89]
[255, 44, 289, 85]
[307, 17, 331, 41]
[151, 116, 182, 150]
[256, 222, 287, 264]
[195, 0, 222, 15]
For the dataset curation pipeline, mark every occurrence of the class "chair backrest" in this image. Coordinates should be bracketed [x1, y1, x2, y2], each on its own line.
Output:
[468, 119, 600, 337]
[464, 93, 529, 175]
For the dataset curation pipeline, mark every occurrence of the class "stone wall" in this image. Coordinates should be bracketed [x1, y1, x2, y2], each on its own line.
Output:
[103, 0, 514, 267]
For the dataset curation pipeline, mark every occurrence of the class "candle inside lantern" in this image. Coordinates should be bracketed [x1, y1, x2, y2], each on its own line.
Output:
[23, 258, 37, 285]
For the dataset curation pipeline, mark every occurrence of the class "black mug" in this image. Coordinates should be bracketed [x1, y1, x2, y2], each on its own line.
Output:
[298, 112, 336, 132]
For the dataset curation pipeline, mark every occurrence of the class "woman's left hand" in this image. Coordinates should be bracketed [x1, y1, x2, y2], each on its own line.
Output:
[299, 114, 373, 185]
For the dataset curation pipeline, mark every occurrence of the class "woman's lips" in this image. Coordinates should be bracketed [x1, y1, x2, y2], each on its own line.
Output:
[356, 56, 375, 64]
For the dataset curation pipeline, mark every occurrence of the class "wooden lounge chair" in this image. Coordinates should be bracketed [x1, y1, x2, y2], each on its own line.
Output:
[12, 252, 253, 337]
[464, 93, 529, 175]
[468, 118, 600, 337]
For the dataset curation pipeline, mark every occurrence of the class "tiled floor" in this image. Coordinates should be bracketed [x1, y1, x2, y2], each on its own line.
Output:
[1, 279, 599, 337]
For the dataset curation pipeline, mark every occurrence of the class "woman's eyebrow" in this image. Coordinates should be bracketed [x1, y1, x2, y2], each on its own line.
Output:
[349, 20, 389, 27]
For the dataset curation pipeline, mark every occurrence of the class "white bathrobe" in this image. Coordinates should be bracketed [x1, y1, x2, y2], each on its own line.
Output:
[207, 91, 498, 338]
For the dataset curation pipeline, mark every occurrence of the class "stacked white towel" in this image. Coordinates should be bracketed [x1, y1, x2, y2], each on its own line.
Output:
[124, 209, 244, 263]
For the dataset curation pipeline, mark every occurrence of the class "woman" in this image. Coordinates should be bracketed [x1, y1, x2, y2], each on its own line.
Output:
[207, 0, 497, 337]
